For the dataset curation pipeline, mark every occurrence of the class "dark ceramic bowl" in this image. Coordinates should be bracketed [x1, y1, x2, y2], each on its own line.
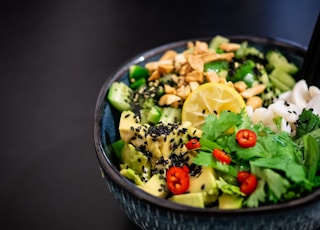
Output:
[94, 35, 320, 230]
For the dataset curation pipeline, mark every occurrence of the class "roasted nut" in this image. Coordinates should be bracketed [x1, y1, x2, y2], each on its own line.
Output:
[158, 62, 174, 74]
[159, 50, 177, 61]
[174, 53, 187, 72]
[148, 70, 161, 81]
[205, 71, 220, 82]
[145, 61, 158, 72]
[233, 81, 247, 92]
[185, 70, 204, 83]
[240, 84, 266, 98]
[179, 63, 191, 76]
[246, 96, 263, 109]
[164, 84, 176, 94]
[219, 78, 227, 84]
[177, 76, 186, 87]
[189, 81, 200, 91]
[188, 55, 204, 72]
[158, 94, 181, 106]
[187, 41, 194, 49]
[200, 52, 235, 63]
[194, 41, 209, 54]
[219, 43, 241, 52]
[176, 85, 191, 99]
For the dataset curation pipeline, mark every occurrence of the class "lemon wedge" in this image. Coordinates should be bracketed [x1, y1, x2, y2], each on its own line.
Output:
[181, 82, 246, 128]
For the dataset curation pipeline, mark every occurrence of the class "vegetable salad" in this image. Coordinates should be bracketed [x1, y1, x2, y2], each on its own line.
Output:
[106, 35, 320, 209]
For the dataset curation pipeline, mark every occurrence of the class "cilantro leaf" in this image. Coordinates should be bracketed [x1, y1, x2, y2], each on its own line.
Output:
[201, 111, 242, 140]
[251, 165, 289, 201]
[246, 180, 266, 207]
[192, 151, 237, 177]
[295, 109, 320, 139]
[250, 156, 306, 182]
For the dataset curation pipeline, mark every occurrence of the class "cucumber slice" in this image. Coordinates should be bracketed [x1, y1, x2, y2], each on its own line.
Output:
[107, 82, 133, 112]
[209, 35, 229, 51]
[269, 74, 291, 92]
[159, 107, 181, 124]
[269, 69, 296, 91]
[266, 50, 298, 74]
[147, 106, 162, 124]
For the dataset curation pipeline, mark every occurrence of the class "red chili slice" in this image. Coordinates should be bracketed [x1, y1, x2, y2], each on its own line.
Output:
[212, 149, 232, 164]
[185, 138, 201, 150]
[236, 129, 257, 148]
[239, 174, 258, 195]
[166, 166, 190, 195]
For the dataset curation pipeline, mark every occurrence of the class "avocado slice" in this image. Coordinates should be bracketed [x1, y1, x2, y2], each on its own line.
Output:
[121, 143, 151, 181]
[141, 173, 168, 198]
[169, 192, 205, 208]
[218, 193, 243, 209]
[119, 111, 143, 142]
[188, 166, 219, 205]
[120, 168, 144, 186]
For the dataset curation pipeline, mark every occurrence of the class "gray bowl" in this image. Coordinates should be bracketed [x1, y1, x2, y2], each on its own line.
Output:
[94, 35, 320, 230]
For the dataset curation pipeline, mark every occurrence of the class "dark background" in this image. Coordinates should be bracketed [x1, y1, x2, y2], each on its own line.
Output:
[1, 0, 319, 229]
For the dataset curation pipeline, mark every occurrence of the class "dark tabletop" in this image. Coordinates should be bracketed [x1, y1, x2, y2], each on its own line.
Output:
[1, 0, 319, 229]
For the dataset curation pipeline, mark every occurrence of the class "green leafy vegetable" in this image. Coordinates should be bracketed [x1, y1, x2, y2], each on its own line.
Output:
[303, 134, 320, 182]
[216, 177, 246, 196]
[295, 109, 320, 139]
[192, 110, 316, 208]
[201, 110, 242, 140]
[246, 180, 266, 207]
[192, 151, 237, 177]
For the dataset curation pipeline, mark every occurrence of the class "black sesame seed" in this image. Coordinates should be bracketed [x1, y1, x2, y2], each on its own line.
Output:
[201, 184, 205, 190]
[124, 114, 130, 118]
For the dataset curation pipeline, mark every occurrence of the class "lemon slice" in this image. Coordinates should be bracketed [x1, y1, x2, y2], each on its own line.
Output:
[181, 82, 246, 128]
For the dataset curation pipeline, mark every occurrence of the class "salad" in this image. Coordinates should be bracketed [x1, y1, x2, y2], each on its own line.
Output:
[106, 35, 320, 209]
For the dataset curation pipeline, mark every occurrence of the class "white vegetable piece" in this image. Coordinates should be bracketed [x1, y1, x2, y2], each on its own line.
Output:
[307, 94, 320, 116]
[309, 85, 320, 98]
[278, 90, 291, 101]
[268, 100, 303, 123]
[289, 79, 310, 107]
[251, 107, 278, 133]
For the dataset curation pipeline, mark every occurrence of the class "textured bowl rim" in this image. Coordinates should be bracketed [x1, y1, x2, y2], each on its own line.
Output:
[94, 35, 320, 216]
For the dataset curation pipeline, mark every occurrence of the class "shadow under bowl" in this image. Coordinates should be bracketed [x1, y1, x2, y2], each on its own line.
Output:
[94, 35, 320, 230]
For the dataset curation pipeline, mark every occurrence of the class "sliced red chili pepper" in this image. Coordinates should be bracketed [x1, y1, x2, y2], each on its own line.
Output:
[185, 138, 201, 150]
[212, 149, 232, 164]
[166, 166, 190, 195]
[237, 171, 251, 184]
[181, 165, 190, 173]
[240, 174, 258, 195]
[236, 129, 257, 148]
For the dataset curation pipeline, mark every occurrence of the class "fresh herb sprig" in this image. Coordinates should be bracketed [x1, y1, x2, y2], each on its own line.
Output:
[192, 110, 318, 207]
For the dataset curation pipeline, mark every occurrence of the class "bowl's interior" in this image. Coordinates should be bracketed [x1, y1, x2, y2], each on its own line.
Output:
[94, 35, 320, 214]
